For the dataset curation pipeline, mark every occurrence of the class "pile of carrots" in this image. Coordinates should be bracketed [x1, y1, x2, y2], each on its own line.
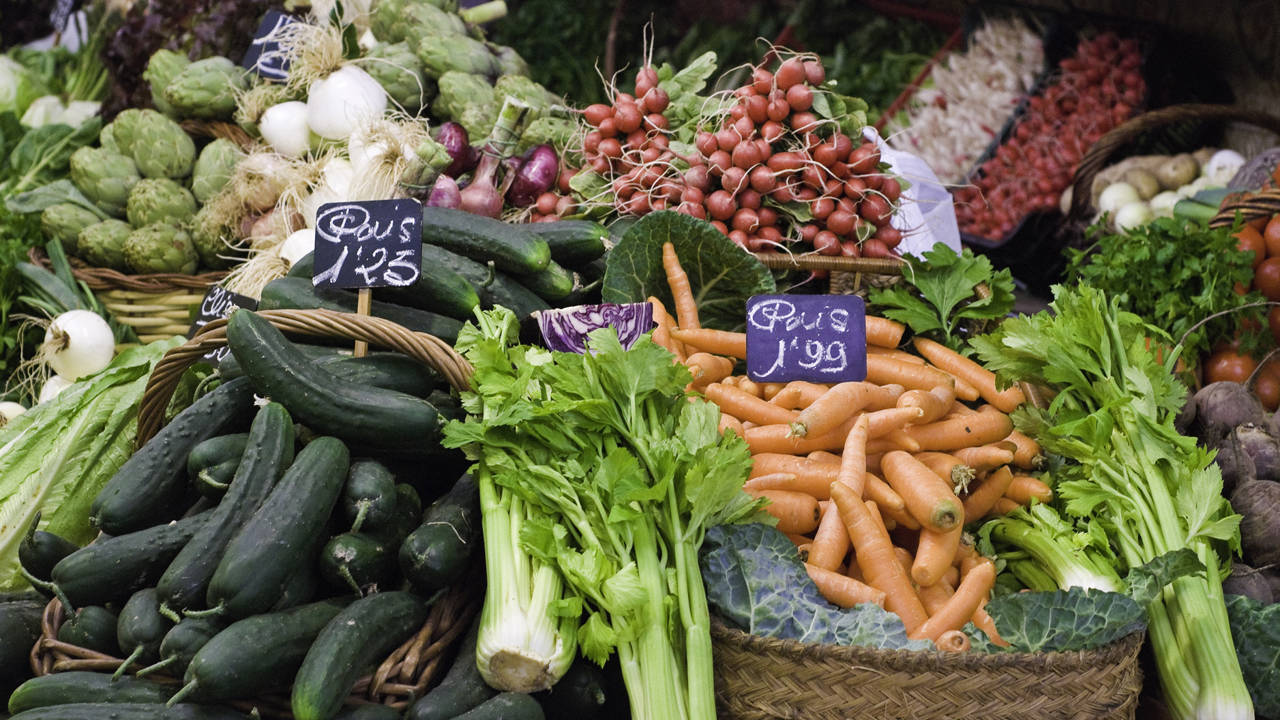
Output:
[650, 242, 1053, 651]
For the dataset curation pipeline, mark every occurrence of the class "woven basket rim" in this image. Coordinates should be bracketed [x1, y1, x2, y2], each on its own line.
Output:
[27, 246, 229, 293]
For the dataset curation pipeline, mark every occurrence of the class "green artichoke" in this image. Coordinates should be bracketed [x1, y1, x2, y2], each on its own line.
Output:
[190, 203, 241, 270]
[191, 139, 243, 204]
[375, 1, 465, 46]
[456, 103, 497, 143]
[364, 42, 433, 114]
[124, 223, 199, 274]
[126, 178, 197, 227]
[494, 75, 557, 113]
[416, 33, 496, 79]
[435, 71, 495, 124]
[77, 219, 132, 270]
[517, 116, 576, 154]
[143, 49, 191, 117]
[130, 109, 196, 179]
[69, 146, 141, 218]
[162, 56, 248, 121]
[106, 108, 145, 157]
[99, 123, 119, 154]
[490, 45, 530, 78]
[40, 203, 101, 256]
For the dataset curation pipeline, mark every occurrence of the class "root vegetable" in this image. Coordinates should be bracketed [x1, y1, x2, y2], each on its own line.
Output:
[41, 310, 114, 381]
[1232, 479, 1280, 568]
[1222, 563, 1273, 603]
[1190, 382, 1267, 447]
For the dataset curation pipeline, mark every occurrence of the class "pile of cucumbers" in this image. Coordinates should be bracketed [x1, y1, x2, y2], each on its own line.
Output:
[262, 208, 611, 343]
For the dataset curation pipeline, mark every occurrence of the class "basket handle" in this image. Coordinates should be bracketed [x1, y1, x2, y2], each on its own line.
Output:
[1068, 104, 1280, 221]
[1209, 188, 1280, 229]
[136, 308, 474, 446]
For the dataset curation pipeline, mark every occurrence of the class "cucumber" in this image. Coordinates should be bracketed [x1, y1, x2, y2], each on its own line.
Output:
[319, 532, 397, 595]
[174, 598, 350, 704]
[291, 591, 433, 720]
[574, 257, 606, 283]
[0, 599, 44, 690]
[186, 434, 249, 479]
[399, 473, 480, 594]
[116, 588, 174, 672]
[418, 245, 549, 319]
[518, 259, 574, 302]
[340, 459, 398, 533]
[379, 484, 423, 545]
[50, 512, 211, 609]
[136, 615, 227, 679]
[332, 706, 402, 720]
[259, 277, 463, 343]
[207, 437, 351, 619]
[194, 459, 238, 499]
[534, 656, 611, 718]
[221, 346, 441, 398]
[405, 618, 496, 720]
[56, 606, 119, 656]
[454, 693, 544, 720]
[272, 552, 320, 611]
[91, 377, 255, 534]
[8, 704, 251, 720]
[378, 258, 482, 320]
[156, 403, 295, 615]
[525, 220, 609, 267]
[18, 512, 79, 584]
[227, 309, 443, 456]
[8, 672, 173, 714]
[421, 206, 550, 275]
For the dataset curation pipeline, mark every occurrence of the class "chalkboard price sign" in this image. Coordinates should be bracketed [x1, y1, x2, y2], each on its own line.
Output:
[312, 199, 422, 289]
[242, 10, 297, 82]
[188, 286, 258, 365]
[745, 294, 866, 383]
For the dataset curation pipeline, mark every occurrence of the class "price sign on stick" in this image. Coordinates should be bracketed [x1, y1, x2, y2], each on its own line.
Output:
[242, 10, 298, 82]
[313, 198, 422, 357]
[745, 294, 867, 384]
[188, 286, 258, 366]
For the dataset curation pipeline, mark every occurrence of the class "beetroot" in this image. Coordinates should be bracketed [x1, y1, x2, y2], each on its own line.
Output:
[1231, 479, 1280, 568]
[1190, 382, 1267, 447]
[1223, 563, 1274, 604]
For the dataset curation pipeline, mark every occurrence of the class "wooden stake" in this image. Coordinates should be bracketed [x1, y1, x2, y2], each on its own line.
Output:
[354, 288, 371, 358]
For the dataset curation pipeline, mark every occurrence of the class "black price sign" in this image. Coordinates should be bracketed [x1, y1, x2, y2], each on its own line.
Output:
[241, 10, 298, 82]
[188, 286, 258, 365]
[745, 294, 867, 383]
[312, 199, 422, 289]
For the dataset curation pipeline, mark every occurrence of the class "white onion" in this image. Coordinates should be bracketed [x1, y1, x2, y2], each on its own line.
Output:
[1150, 191, 1180, 218]
[41, 310, 113, 381]
[1115, 201, 1154, 231]
[38, 375, 72, 405]
[301, 157, 354, 227]
[260, 101, 315, 158]
[0, 401, 26, 427]
[276, 228, 316, 267]
[1099, 183, 1141, 215]
[306, 66, 387, 140]
[1203, 149, 1246, 186]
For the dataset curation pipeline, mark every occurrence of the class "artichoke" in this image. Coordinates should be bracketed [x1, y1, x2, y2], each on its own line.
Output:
[191, 139, 243, 204]
[456, 103, 497, 144]
[375, 1, 465, 46]
[143, 49, 191, 117]
[106, 108, 146, 157]
[518, 116, 576, 154]
[435, 71, 495, 126]
[126, 178, 197, 227]
[130, 109, 197, 179]
[77, 219, 132, 270]
[494, 75, 557, 113]
[99, 123, 119, 154]
[190, 203, 242, 270]
[69, 146, 141, 218]
[162, 56, 248, 121]
[490, 45, 530, 78]
[364, 42, 434, 114]
[415, 33, 496, 79]
[124, 223, 199, 275]
[40, 203, 101, 256]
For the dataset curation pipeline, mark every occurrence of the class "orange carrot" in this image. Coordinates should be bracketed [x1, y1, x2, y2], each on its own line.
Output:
[768, 381, 830, 409]
[721, 375, 740, 387]
[945, 401, 978, 417]
[1005, 475, 1053, 505]
[881, 499, 921, 531]
[909, 558, 996, 642]
[897, 384, 955, 424]
[784, 532, 810, 547]
[806, 563, 886, 608]
[901, 408, 1014, 452]
[943, 565, 959, 588]
[661, 242, 699, 330]
[862, 471, 907, 513]
[913, 337, 1025, 413]
[831, 481, 928, 632]
[866, 431, 921, 454]
[796, 543, 812, 561]
[972, 597, 1009, 646]
[912, 524, 963, 587]
[949, 374, 982, 402]
[865, 452, 884, 475]
[718, 413, 744, 437]
[913, 452, 972, 491]
[867, 345, 926, 364]
[743, 472, 832, 498]
[647, 296, 687, 360]
[892, 544, 913, 573]
[951, 444, 1016, 474]
[918, 578, 956, 615]
[1005, 430, 1044, 470]
[751, 453, 841, 486]
[671, 328, 746, 359]
[748, 489, 821, 534]
[865, 354, 955, 392]
[865, 315, 906, 348]
[761, 382, 785, 400]
[836, 415, 870, 497]
[867, 500, 892, 539]
[962, 465, 1015, 520]
[954, 536, 978, 568]
[705, 383, 800, 426]
[864, 406, 925, 438]
[741, 421, 757, 431]
[745, 418, 857, 455]
[881, 451, 965, 532]
[685, 353, 734, 389]
[808, 502, 850, 571]
[737, 377, 763, 398]
[936, 629, 971, 652]
[791, 382, 898, 438]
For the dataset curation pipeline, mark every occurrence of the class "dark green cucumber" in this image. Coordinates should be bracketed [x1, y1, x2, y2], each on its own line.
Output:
[574, 257, 606, 283]
[8, 672, 172, 713]
[187, 434, 249, 479]
[207, 437, 350, 619]
[454, 693, 544, 720]
[320, 532, 397, 595]
[175, 598, 350, 703]
[50, 512, 211, 609]
[221, 346, 441, 398]
[406, 618, 496, 720]
[534, 656, 611, 718]
[91, 377, 255, 534]
[418, 244, 549, 318]
[227, 309, 442, 456]
[340, 459, 398, 533]
[271, 557, 320, 611]
[291, 591, 433, 720]
[19, 512, 79, 584]
[518, 260, 574, 302]
[56, 606, 119, 656]
[378, 484, 423, 545]
[194, 459, 238, 499]
[156, 403, 295, 614]
[0, 599, 44, 688]
[8, 703, 252, 720]
[258, 277, 463, 343]
[399, 473, 480, 593]
[332, 705, 402, 720]
[378, 258, 482, 320]
[525, 220, 609, 267]
[421, 206, 550, 275]
[116, 588, 174, 672]
[136, 615, 227, 679]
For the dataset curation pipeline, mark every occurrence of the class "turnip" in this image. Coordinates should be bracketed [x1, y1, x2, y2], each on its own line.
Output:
[1214, 432, 1257, 496]
[1231, 424, 1280, 482]
[1098, 182, 1140, 215]
[1222, 563, 1273, 604]
[1190, 382, 1267, 447]
[1231, 479, 1280, 568]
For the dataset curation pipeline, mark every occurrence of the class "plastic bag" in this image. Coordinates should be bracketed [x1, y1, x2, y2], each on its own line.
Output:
[864, 127, 961, 259]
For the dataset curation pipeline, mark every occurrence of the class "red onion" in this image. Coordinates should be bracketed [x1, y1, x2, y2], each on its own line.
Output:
[459, 151, 503, 218]
[506, 145, 560, 208]
[426, 175, 461, 209]
[436, 122, 478, 177]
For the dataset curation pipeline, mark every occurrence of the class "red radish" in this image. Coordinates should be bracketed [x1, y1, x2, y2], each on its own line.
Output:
[678, 202, 707, 220]
[836, 196, 856, 215]
[583, 104, 613, 126]
[715, 128, 740, 152]
[813, 142, 839, 167]
[786, 84, 814, 112]
[614, 103, 642, 134]
[625, 194, 650, 215]
[840, 240, 861, 257]
[682, 187, 705, 205]
[733, 208, 760, 233]
[875, 225, 902, 248]
[707, 190, 735, 221]
[799, 224, 818, 242]
[557, 166, 575, 194]
[814, 230, 840, 255]
[768, 152, 805, 172]
[625, 129, 647, 148]
[722, 166, 748, 194]
[862, 239, 891, 258]
[635, 66, 658, 97]
[826, 209, 856, 236]
[749, 166, 777, 194]
[831, 133, 853, 160]
[861, 194, 890, 222]
[642, 87, 669, 114]
[767, 90, 790, 122]
[615, 92, 634, 103]
[696, 132, 718, 156]
[849, 145, 879, 174]
[758, 207, 778, 227]
[811, 197, 835, 221]
[747, 235, 771, 251]
[759, 225, 783, 243]
[641, 146, 661, 163]
[804, 60, 825, 85]
[649, 134, 669, 150]
[729, 103, 748, 121]
[555, 195, 574, 215]
[651, 197, 668, 211]
[881, 177, 902, 204]
[599, 138, 623, 159]
[830, 161, 850, 179]
[732, 141, 763, 169]
[684, 165, 710, 191]
[761, 121, 785, 143]
[590, 156, 609, 174]
[535, 192, 558, 215]
[791, 111, 820, 132]
[597, 117, 618, 138]
[711, 220, 729, 235]
[863, 173, 882, 191]
[752, 68, 774, 94]
[801, 165, 824, 190]
[775, 57, 806, 90]
[733, 115, 755, 140]
[771, 183, 796, 202]
[794, 186, 818, 201]
[738, 189, 762, 210]
[584, 131, 602, 154]
[729, 229, 749, 247]
[746, 95, 768, 124]
[708, 150, 731, 177]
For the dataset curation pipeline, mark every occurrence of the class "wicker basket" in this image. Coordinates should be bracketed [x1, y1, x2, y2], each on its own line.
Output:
[1209, 188, 1280, 230]
[752, 252, 907, 296]
[30, 309, 480, 716]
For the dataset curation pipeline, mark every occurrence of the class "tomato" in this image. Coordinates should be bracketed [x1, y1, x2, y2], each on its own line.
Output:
[1236, 226, 1267, 268]
[1265, 215, 1280, 257]
[1204, 348, 1258, 385]
[1255, 257, 1280, 301]
[1257, 360, 1280, 411]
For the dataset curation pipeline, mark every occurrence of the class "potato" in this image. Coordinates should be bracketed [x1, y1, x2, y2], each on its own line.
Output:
[1122, 168, 1161, 200]
[1155, 154, 1199, 190]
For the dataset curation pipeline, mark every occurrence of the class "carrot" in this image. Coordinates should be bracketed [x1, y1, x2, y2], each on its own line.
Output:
[671, 328, 746, 359]
[761, 382, 785, 400]
[768, 381, 829, 409]
[865, 452, 884, 475]
[791, 382, 898, 438]
[881, 451, 965, 532]
[749, 489, 821, 534]
[705, 383, 800, 426]
[685, 353, 734, 389]
[936, 629, 971, 652]
[652, 320, 675, 358]
[808, 501, 851, 571]
[867, 345, 926, 364]
[1005, 475, 1053, 505]
[796, 543, 812, 561]
[863, 472, 907, 513]
[831, 481, 928, 632]
[864, 406, 925, 438]
[1005, 430, 1044, 470]
[951, 444, 1016, 474]
[935, 369, 981, 402]
[912, 337, 1025, 413]
[721, 375, 740, 387]
[661, 242, 699, 330]
[881, 501, 921, 531]
[901, 407, 1014, 452]
[897, 384, 955, 424]
[737, 377, 763, 398]
[718, 413, 744, 437]
[946, 401, 978, 417]
[751, 453, 841, 490]
[912, 524, 963, 587]
[741, 421, 757, 431]
[743, 472, 832, 498]
[648, 296, 686, 360]
[867, 500, 892, 539]
[865, 315, 906, 348]
[805, 563, 886, 608]
[784, 532, 810, 547]
[918, 578, 955, 615]
[836, 415, 870, 497]
[892, 544, 913, 573]
[913, 452, 972, 491]
[866, 354, 955, 392]
[955, 538, 979, 571]
[962, 465, 1015, 520]
[745, 418, 857, 455]
[943, 565, 959, 589]
[972, 597, 1009, 646]
[866, 431, 921, 454]
[909, 558, 996, 642]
